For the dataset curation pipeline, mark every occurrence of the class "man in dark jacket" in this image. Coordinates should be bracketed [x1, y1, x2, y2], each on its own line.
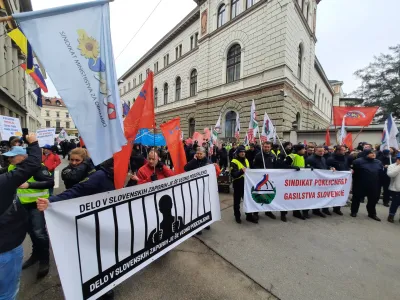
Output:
[326, 145, 351, 215]
[245, 144, 258, 168]
[0, 134, 41, 300]
[228, 143, 237, 163]
[218, 144, 228, 169]
[306, 145, 331, 218]
[278, 142, 292, 162]
[379, 149, 392, 206]
[1, 146, 54, 278]
[253, 141, 277, 220]
[351, 149, 383, 221]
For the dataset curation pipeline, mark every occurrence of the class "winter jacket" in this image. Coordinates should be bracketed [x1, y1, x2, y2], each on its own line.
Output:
[228, 148, 236, 162]
[184, 157, 211, 172]
[253, 152, 278, 169]
[42, 152, 61, 172]
[326, 154, 351, 171]
[218, 148, 228, 160]
[50, 167, 114, 202]
[0, 142, 42, 253]
[352, 157, 383, 187]
[387, 163, 400, 192]
[130, 154, 146, 173]
[61, 159, 95, 189]
[306, 154, 328, 170]
[137, 162, 174, 184]
[245, 149, 258, 168]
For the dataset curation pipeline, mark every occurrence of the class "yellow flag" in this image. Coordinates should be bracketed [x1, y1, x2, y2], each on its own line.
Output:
[7, 28, 29, 55]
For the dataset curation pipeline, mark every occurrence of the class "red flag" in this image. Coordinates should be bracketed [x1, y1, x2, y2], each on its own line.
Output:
[203, 128, 211, 141]
[325, 127, 331, 146]
[333, 106, 378, 126]
[79, 137, 85, 148]
[192, 132, 204, 145]
[114, 72, 154, 189]
[160, 118, 187, 175]
[343, 133, 353, 151]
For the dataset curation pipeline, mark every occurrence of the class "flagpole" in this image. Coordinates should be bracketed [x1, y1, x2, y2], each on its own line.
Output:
[275, 130, 287, 157]
[256, 127, 266, 169]
[351, 126, 366, 145]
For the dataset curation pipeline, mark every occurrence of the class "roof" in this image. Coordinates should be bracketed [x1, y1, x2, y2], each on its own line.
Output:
[314, 57, 334, 96]
[42, 97, 65, 107]
[119, 6, 200, 81]
[329, 80, 343, 85]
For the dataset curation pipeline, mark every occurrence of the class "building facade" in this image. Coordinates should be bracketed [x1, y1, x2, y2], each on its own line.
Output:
[119, 0, 335, 140]
[0, 0, 43, 133]
[41, 97, 78, 136]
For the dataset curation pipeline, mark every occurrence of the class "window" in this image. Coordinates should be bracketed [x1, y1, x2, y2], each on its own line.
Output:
[179, 44, 182, 57]
[194, 33, 198, 47]
[139, 74, 142, 83]
[56, 112, 60, 117]
[297, 44, 303, 80]
[314, 85, 317, 102]
[154, 88, 158, 107]
[56, 121, 60, 128]
[56, 100, 61, 106]
[146, 69, 150, 78]
[190, 69, 197, 96]
[45, 99, 51, 105]
[175, 77, 181, 101]
[217, 4, 226, 28]
[66, 112, 69, 118]
[46, 121, 50, 127]
[175, 47, 179, 60]
[246, 0, 254, 9]
[306, 3, 310, 21]
[154, 62, 158, 73]
[175, 45, 182, 60]
[231, 0, 240, 19]
[66, 122, 70, 128]
[128, 82, 131, 90]
[164, 54, 169, 67]
[225, 111, 237, 138]
[318, 89, 321, 108]
[301, 0, 305, 10]
[123, 86, 126, 94]
[227, 44, 241, 83]
[46, 110, 50, 117]
[163, 83, 168, 105]
[292, 113, 301, 130]
[133, 78, 136, 87]
[190, 36, 194, 50]
[189, 118, 195, 137]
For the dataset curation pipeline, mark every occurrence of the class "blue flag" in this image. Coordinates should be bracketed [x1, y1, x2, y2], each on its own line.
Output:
[33, 88, 42, 107]
[122, 101, 130, 116]
[13, 0, 126, 165]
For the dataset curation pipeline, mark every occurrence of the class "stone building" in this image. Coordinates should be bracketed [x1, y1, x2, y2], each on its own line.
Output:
[119, 0, 336, 140]
[41, 97, 78, 136]
[0, 0, 42, 132]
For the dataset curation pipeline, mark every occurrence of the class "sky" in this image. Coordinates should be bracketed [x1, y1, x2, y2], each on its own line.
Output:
[31, 0, 399, 97]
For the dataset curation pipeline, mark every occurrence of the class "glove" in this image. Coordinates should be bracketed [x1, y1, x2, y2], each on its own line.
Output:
[151, 173, 158, 181]
[156, 161, 165, 171]
[294, 166, 301, 171]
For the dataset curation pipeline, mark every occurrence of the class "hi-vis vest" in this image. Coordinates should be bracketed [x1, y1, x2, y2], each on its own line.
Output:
[288, 153, 305, 168]
[8, 164, 50, 204]
[271, 150, 281, 157]
[231, 158, 249, 181]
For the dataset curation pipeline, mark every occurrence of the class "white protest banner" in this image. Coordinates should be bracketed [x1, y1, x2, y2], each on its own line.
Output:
[244, 169, 352, 212]
[37, 128, 56, 147]
[0, 115, 22, 141]
[45, 165, 221, 300]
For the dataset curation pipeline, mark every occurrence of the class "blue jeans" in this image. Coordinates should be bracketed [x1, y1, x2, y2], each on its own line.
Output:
[389, 191, 400, 216]
[0, 244, 23, 300]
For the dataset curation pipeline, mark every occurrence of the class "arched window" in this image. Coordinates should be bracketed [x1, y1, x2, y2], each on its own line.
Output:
[217, 4, 226, 28]
[189, 118, 195, 137]
[154, 88, 158, 107]
[292, 112, 301, 130]
[225, 111, 237, 138]
[314, 84, 317, 103]
[227, 44, 241, 83]
[297, 44, 303, 80]
[163, 83, 168, 105]
[231, 0, 240, 19]
[45, 99, 51, 105]
[190, 69, 197, 96]
[175, 77, 181, 101]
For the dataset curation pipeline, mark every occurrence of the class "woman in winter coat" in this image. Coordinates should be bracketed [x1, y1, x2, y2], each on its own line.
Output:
[61, 148, 95, 189]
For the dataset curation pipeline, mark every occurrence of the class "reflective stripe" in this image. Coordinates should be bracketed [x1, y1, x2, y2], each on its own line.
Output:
[231, 158, 249, 181]
[17, 191, 48, 197]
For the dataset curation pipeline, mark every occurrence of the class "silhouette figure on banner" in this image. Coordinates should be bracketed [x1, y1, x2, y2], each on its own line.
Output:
[146, 195, 184, 248]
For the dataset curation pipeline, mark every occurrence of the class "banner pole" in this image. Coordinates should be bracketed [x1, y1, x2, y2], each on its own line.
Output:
[275, 130, 287, 157]
[256, 127, 266, 169]
[352, 126, 366, 144]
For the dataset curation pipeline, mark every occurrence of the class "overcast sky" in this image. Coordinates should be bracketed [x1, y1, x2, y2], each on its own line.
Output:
[31, 0, 398, 97]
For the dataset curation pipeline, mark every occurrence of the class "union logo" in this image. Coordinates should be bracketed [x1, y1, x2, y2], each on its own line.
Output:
[344, 110, 366, 119]
[251, 174, 276, 205]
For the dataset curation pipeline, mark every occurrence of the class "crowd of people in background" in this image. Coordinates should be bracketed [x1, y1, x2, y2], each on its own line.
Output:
[1, 134, 400, 300]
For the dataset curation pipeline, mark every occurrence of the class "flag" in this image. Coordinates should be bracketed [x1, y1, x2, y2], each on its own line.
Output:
[33, 88, 42, 107]
[160, 118, 187, 175]
[212, 114, 222, 142]
[113, 72, 154, 188]
[7, 28, 33, 70]
[332, 106, 378, 126]
[21, 64, 48, 92]
[244, 132, 249, 146]
[235, 112, 240, 140]
[339, 116, 346, 144]
[248, 100, 258, 143]
[57, 129, 68, 140]
[122, 101, 130, 116]
[261, 112, 275, 142]
[343, 133, 353, 151]
[192, 132, 204, 145]
[325, 127, 331, 146]
[14, 0, 127, 165]
[79, 136, 85, 148]
[381, 113, 399, 150]
[203, 128, 211, 142]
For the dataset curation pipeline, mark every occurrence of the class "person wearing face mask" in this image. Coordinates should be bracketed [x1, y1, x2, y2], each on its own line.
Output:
[351, 149, 383, 221]
[326, 145, 352, 215]
[61, 148, 95, 189]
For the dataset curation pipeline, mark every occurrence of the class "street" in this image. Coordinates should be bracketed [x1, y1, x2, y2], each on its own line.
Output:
[19, 158, 400, 300]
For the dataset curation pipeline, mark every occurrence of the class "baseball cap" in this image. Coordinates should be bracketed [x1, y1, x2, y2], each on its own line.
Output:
[2, 146, 27, 157]
[42, 144, 53, 150]
[237, 145, 246, 152]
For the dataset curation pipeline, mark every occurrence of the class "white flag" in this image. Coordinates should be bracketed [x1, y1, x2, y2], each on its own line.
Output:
[212, 114, 222, 142]
[14, 1, 127, 165]
[381, 113, 399, 150]
[261, 112, 275, 142]
[339, 116, 346, 144]
[57, 128, 68, 141]
[235, 112, 240, 140]
[248, 100, 258, 143]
